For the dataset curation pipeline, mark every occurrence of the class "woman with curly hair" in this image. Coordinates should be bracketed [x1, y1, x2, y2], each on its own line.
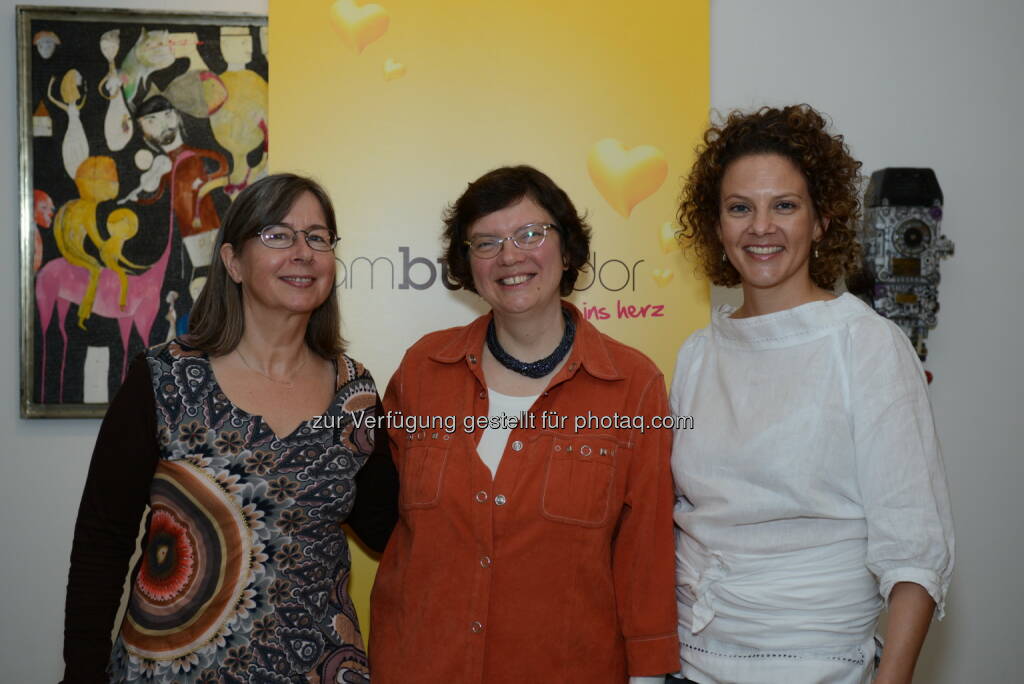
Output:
[668, 104, 953, 684]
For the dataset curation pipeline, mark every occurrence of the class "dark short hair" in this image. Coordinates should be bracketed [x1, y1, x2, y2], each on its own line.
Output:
[135, 94, 175, 118]
[187, 173, 345, 358]
[678, 104, 863, 289]
[442, 165, 591, 296]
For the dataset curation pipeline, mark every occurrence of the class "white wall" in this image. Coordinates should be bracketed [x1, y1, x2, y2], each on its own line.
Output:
[2, 1, 1020, 681]
[708, 1, 1024, 682]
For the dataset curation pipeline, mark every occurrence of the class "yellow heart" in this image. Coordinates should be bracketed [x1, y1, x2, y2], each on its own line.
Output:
[331, 0, 390, 54]
[659, 221, 680, 254]
[383, 57, 406, 81]
[651, 268, 675, 287]
[587, 138, 668, 218]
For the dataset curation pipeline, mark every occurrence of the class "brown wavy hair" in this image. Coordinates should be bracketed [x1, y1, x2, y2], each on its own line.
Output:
[187, 173, 345, 358]
[678, 104, 862, 288]
[442, 165, 591, 296]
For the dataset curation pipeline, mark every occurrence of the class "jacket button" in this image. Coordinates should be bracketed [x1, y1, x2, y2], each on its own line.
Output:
[475, 490, 488, 503]
[494, 494, 507, 506]
[470, 620, 484, 633]
[480, 555, 492, 568]
[478, 390, 486, 399]
[511, 440, 523, 452]
[468, 354, 478, 364]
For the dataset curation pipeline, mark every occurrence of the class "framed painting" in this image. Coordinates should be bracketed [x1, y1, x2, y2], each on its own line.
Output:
[17, 6, 268, 417]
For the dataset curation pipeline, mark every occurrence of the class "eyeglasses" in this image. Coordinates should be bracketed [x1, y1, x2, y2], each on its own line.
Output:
[464, 223, 554, 259]
[258, 224, 338, 252]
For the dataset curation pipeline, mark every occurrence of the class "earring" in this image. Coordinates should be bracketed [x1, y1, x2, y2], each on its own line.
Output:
[813, 244, 820, 259]
[722, 252, 727, 263]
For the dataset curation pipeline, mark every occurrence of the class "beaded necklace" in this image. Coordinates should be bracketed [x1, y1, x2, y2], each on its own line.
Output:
[485, 309, 575, 379]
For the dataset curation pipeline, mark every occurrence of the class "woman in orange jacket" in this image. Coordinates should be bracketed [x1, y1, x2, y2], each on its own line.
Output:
[370, 165, 679, 683]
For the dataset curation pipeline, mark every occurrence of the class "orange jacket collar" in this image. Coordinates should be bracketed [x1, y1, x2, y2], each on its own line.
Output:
[426, 302, 622, 381]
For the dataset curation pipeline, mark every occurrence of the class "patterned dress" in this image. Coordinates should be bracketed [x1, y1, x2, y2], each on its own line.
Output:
[63, 340, 396, 683]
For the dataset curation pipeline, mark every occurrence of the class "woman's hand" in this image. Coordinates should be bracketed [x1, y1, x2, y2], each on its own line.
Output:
[875, 582, 936, 684]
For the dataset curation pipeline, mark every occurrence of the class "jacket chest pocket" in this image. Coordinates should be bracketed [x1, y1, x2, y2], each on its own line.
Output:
[541, 436, 618, 527]
[399, 444, 448, 509]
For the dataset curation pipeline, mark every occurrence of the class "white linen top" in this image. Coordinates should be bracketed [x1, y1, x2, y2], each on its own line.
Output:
[669, 293, 954, 684]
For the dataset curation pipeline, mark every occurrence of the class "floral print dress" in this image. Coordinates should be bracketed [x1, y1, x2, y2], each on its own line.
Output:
[64, 339, 390, 683]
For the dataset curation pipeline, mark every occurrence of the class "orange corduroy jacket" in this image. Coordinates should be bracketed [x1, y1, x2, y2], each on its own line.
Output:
[369, 304, 680, 683]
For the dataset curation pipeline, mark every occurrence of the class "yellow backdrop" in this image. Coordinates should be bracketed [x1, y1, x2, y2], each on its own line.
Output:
[269, 0, 709, 636]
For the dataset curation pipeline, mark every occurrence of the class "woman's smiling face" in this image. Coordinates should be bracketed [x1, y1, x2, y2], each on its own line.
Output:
[718, 153, 827, 302]
[468, 195, 566, 320]
[221, 191, 336, 318]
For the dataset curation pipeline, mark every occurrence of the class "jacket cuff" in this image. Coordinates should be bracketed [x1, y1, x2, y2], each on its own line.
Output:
[625, 632, 681, 676]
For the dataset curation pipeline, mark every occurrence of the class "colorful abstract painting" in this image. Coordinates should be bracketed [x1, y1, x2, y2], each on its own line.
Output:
[18, 8, 268, 417]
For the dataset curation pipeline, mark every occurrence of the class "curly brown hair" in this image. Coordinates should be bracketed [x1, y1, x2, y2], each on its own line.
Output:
[678, 104, 863, 289]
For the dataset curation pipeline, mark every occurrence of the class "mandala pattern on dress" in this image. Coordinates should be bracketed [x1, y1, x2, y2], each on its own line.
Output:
[121, 461, 254, 663]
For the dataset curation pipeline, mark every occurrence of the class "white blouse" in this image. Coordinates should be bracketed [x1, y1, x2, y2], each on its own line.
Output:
[669, 293, 954, 684]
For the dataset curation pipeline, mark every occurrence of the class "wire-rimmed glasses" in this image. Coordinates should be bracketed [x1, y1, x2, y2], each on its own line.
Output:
[257, 224, 338, 251]
[464, 223, 554, 259]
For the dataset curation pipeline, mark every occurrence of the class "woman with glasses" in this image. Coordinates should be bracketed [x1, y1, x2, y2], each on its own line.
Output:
[668, 105, 954, 683]
[369, 165, 679, 683]
[61, 173, 398, 683]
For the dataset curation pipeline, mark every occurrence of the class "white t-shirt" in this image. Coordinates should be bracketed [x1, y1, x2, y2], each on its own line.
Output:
[477, 389, 538, 479]
[669, 293, 954, 684]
